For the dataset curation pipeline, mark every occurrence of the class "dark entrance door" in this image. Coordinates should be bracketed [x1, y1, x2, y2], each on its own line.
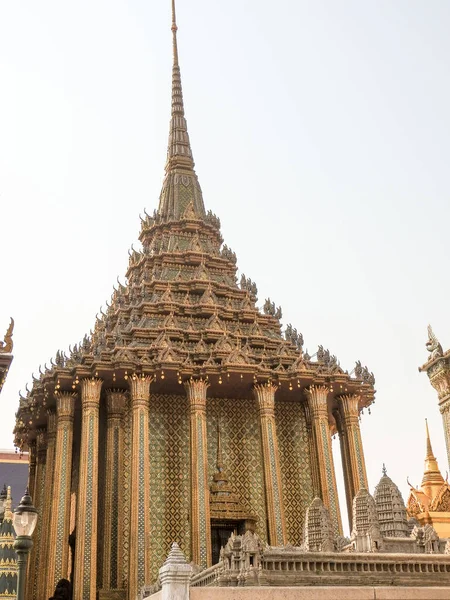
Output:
[211, 523, 237, 565]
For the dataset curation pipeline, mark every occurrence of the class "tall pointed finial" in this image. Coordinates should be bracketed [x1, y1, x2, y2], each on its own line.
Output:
[156, 0, 206, 222]
[425, 419, 435, 460]
[422, 419, 445, 492]
[171, 0, 179, 67]
[382, 463, 387, 476]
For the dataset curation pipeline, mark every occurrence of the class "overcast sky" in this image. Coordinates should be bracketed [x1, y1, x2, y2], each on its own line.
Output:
[1, 0, 450, 533]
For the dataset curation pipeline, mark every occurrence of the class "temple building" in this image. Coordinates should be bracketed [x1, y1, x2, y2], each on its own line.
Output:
[13, 3, 377, 599]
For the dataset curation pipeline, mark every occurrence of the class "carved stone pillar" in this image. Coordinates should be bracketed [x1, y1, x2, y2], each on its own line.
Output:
[102, 390, 127, 591]
[28, 429, 47, 599]
[37, 409, 57, 600]
[253, 382, 286, 546]
[184, 378, 212, 568]
[128, 375, 152, 600]
[47, 392, 76, 597]
[73, 378, 102, 600]
[305, 385, 342, 536]
[338, 394, 368, 507]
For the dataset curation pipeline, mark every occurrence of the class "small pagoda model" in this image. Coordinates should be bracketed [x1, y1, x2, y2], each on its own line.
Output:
[14, 3, 376, 599]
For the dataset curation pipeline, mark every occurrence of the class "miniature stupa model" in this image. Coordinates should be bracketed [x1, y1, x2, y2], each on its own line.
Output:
[13, 2, 381, 599]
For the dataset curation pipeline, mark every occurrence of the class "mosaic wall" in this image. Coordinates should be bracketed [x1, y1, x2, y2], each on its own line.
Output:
[121, 403, 132, 588]
[148, 394, 190, 580]
[207, 397, 268, 543]
[276, 399, 314, 546]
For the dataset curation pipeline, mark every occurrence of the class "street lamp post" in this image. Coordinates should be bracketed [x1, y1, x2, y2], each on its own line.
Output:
[12, 488, 38, 600]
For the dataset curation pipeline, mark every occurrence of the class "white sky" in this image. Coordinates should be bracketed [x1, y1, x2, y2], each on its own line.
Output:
[1, 0, 450, 534]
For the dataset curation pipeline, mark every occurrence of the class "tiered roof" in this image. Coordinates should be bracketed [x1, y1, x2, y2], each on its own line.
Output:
[14, 3, 375, 451]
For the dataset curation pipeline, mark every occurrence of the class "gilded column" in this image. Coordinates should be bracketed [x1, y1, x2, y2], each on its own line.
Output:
[37, 409, 57, 600]
[74, 378, 103, 600]
[103, 390, 127, 591]
[28, 429, 47, 600]
[128, 375, 152, 600]
[305, 385, 342, 536]
[46, 392, 76, 597]
[253, 382, 286, 546]
[185, 378, 211, 568]
[338, 394, 368, 503]
[28, 440, 37, 501]
[334, 409, 354, 530]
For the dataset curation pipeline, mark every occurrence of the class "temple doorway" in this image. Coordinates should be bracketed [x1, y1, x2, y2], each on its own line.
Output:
[211, 521, 241, 565]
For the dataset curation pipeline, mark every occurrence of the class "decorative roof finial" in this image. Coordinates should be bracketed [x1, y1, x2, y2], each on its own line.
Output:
[171, 0, 179, 66]
[382, 463, 387, 476]
[157, 0, 206, 222]
[425, 418, 435, 460]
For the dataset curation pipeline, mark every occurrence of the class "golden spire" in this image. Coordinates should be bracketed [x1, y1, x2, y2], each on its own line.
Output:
[425, 418, 434, 460]
[421, 419, 445, 497]
[157, 0, 206, 221]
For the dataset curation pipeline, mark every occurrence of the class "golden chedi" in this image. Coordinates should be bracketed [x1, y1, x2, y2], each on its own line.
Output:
[406, 421, 450, 538]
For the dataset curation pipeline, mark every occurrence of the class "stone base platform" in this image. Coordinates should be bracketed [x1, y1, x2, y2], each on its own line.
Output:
[188, 587, 450, 600]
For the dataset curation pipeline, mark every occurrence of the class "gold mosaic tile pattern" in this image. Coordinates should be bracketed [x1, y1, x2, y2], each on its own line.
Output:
[276, 400, 314, 546]
[149, 393, 190, 580]
[121, 404, 132, 588]
[207, 397, 267, 542]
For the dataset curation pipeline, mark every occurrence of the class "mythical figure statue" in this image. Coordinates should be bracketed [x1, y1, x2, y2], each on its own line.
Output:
[0, 318, 14, 354]
[426, 324, 443, 361]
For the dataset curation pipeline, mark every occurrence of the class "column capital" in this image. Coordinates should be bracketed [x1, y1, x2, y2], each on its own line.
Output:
[46, 408, 57, 443]
[184, 377, 209, 413]
[80, 377, 103, 409]
[305, 385, 329, 418]
[129, 375, 153, 408]
[253, 382, 278, 416]
[338, 394, 361, 423]
[105, 389, 127, 418]
[28, 440, 37, 467]
[36, 428, 48, 461]
[55, 391, 77, 423]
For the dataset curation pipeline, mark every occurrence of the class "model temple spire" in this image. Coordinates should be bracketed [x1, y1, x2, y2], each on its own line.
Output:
[158, 0, 206, 221]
